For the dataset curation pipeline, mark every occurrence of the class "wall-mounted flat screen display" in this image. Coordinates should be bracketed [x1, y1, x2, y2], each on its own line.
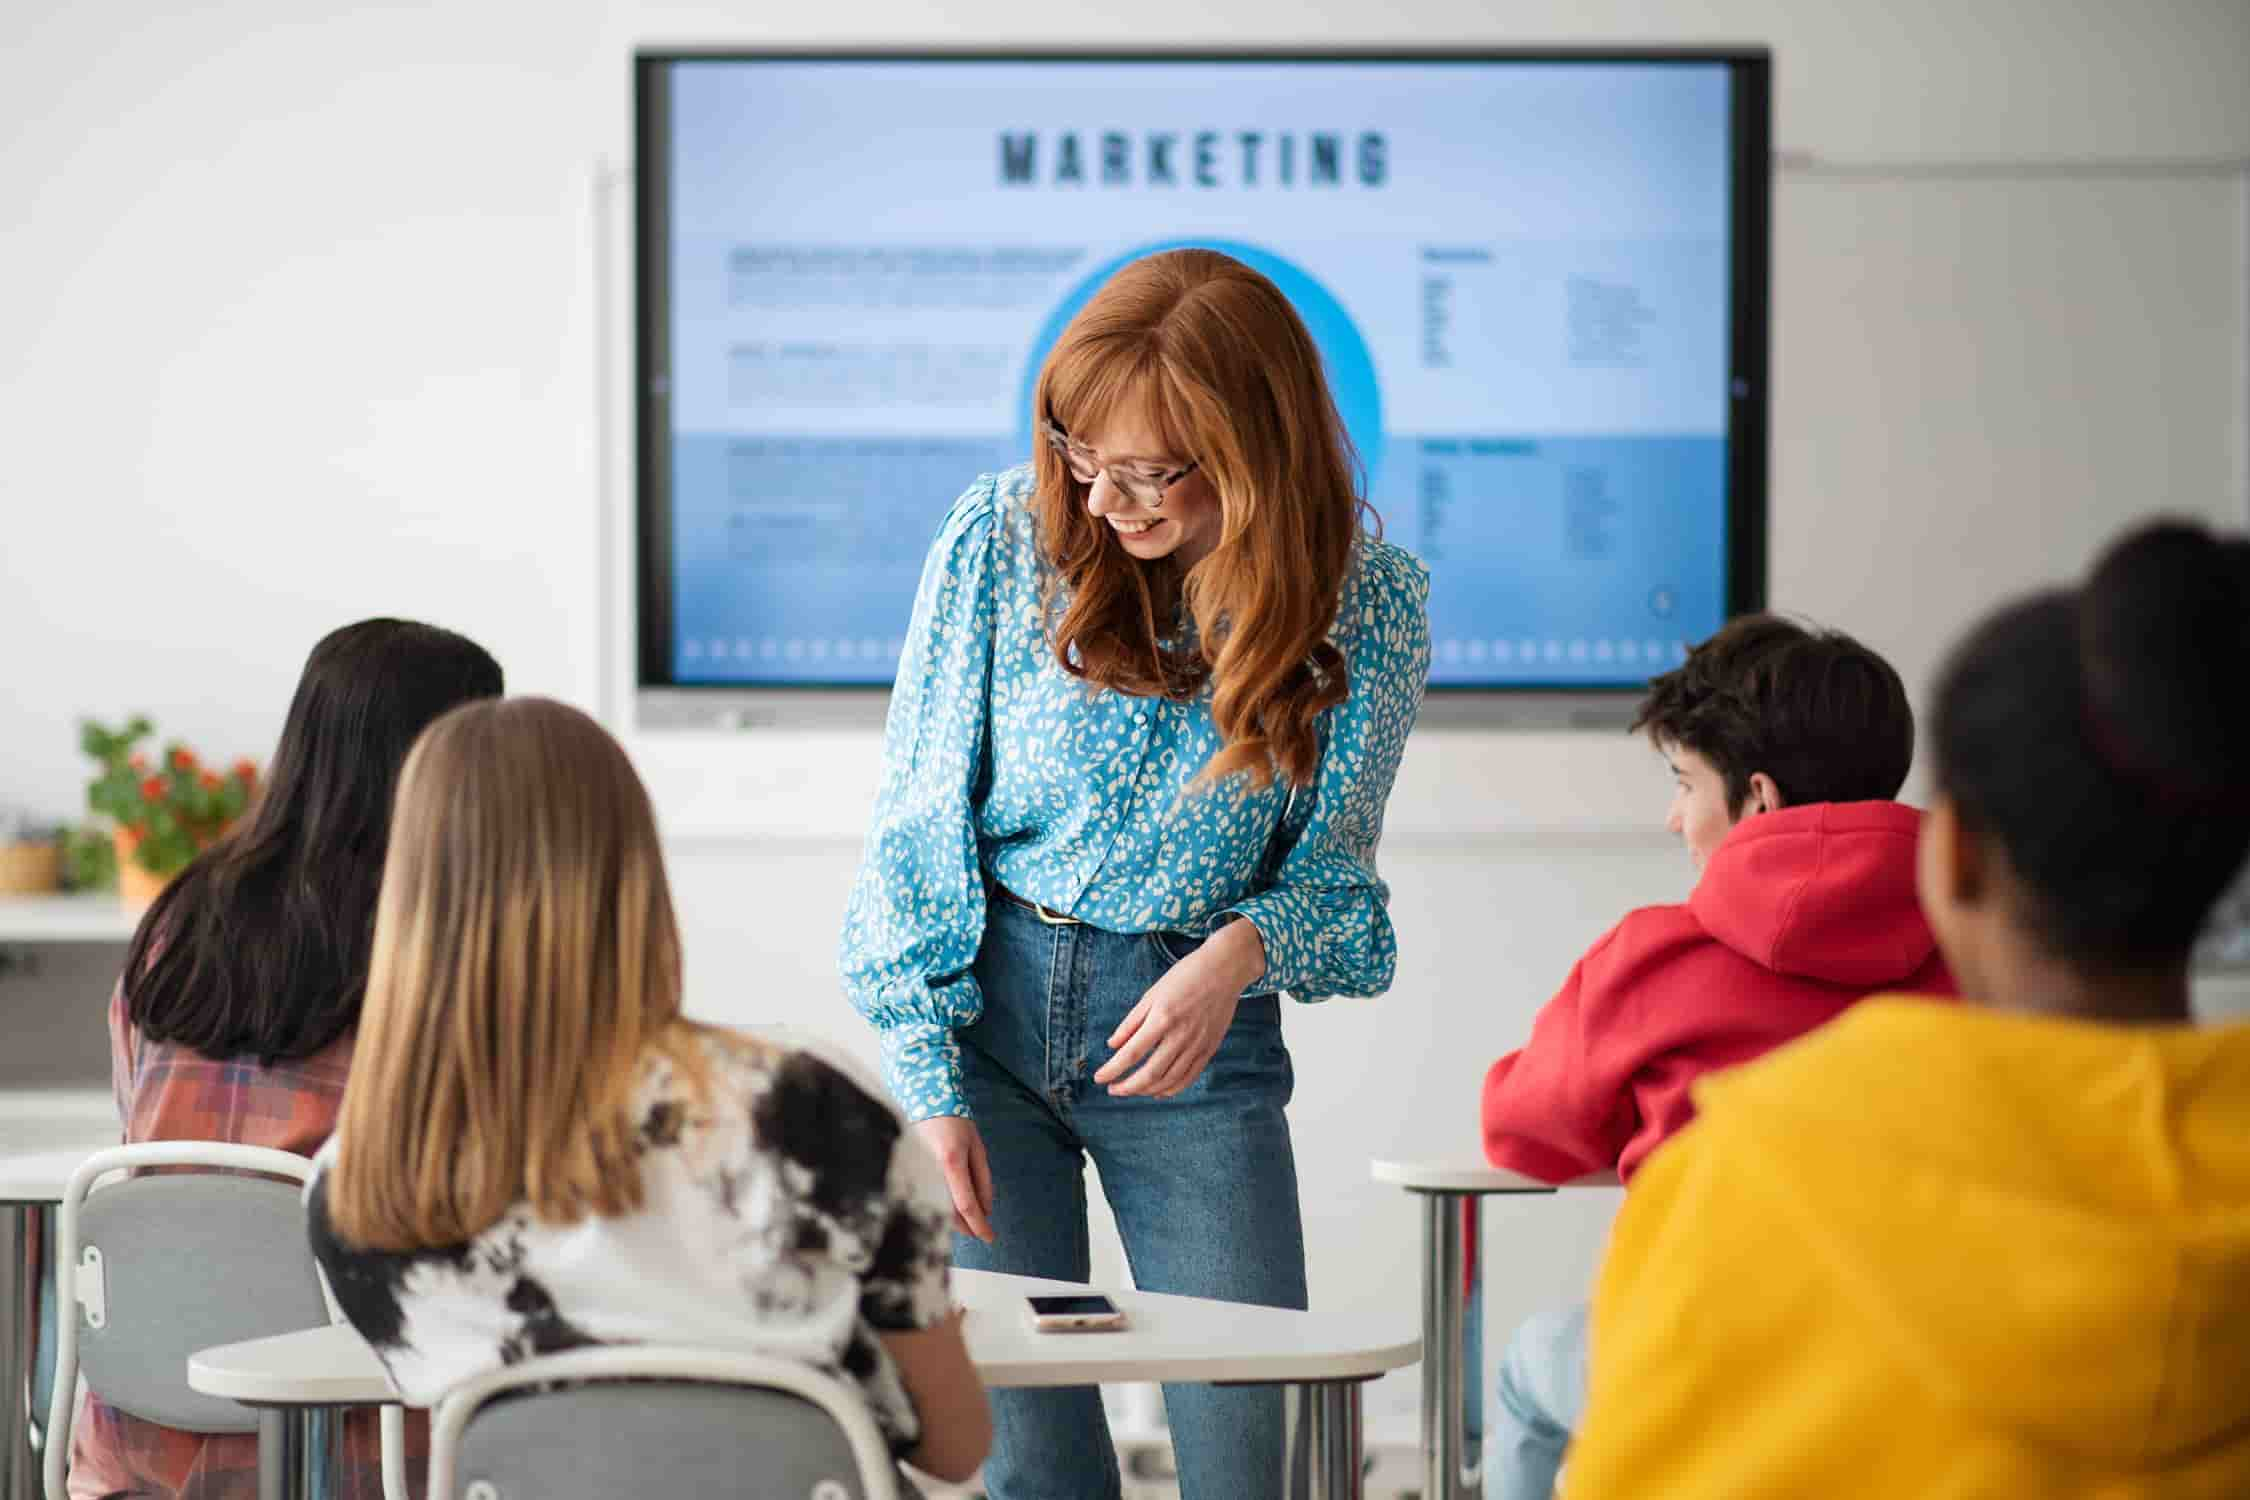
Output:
[637, 50, 1770, 698]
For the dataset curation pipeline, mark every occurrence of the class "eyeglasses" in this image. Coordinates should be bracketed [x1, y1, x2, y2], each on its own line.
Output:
[1040, 420, 1198, 511]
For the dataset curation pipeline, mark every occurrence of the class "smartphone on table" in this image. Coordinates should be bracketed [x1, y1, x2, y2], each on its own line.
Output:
[1025, 1293, 1128, 1333]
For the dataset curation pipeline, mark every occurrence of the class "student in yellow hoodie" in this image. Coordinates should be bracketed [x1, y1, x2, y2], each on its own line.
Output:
[1565, 518, 2250, 1499]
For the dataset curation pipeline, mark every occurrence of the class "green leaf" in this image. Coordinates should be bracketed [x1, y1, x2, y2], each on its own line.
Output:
[61, 828, 118, 892]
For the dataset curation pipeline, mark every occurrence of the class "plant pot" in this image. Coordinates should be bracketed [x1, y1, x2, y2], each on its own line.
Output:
[0, 841, 62, 896]
[113, 827, 172, 912]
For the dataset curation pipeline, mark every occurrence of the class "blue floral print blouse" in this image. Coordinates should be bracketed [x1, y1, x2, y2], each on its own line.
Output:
[839, 466, 1432, 1121]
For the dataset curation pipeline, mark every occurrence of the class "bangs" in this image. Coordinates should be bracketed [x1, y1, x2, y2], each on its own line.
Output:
[1041, 334, 1195, 461]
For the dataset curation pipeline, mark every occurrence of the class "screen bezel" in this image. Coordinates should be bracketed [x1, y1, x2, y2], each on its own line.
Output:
[634, 47, 1771, 722]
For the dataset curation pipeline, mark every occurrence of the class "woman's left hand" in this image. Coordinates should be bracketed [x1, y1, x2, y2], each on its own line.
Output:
[1094, 918, 1268, 1099]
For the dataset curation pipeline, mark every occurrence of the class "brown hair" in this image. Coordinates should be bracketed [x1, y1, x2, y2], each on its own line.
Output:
[1031, 248, 1372, 789]
[1632, 614, 1914, 815]
[325, 697, 712, 1249]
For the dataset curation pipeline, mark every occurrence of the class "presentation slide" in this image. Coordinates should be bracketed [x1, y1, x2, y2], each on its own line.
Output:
[656, 58, 1738, 688]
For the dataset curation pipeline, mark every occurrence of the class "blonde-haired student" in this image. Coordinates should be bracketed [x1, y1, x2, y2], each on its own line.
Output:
[307, 698, 990, 1488]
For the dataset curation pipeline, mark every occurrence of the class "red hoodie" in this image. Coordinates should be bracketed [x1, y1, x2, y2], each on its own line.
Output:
[1482, 801, 1953, 1185]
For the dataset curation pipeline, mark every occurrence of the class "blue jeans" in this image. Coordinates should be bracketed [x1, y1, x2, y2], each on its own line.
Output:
[1487, 1303, 1589, 1500]
[953, 892, 1307, 1500]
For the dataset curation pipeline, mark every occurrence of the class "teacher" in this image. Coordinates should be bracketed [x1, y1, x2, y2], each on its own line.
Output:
[840, 248, 1430, 1500]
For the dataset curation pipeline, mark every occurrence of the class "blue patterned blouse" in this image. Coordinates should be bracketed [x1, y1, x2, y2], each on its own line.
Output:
[839, 465, 1432, 1121]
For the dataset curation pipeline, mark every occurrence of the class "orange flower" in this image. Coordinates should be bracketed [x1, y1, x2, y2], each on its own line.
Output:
[199, 771, 223, 792]
[170, 747, 197, 772]
[120, 825, 144, 848]
[140, 776, 167, 803]
[233, 758, 258, 785]
[129, 752, 150, 774]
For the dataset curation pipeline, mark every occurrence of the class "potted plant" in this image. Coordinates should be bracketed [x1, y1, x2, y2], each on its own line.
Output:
[83, 718, 257, 910]
[0, 810, 65, 896]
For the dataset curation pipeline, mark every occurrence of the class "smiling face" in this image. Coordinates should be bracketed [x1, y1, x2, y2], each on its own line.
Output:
[1065, 402, 1223, 569]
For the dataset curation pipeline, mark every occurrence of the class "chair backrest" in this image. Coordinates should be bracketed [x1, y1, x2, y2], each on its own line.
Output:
[430, 1346, 902, 1500]
[44, 1142, 332, 1500]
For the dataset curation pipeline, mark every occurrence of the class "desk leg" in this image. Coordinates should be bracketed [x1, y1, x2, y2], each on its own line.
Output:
[1421, 1190, 1483, 1500]
[1283, 1379, 1365, 1500]
[2, 1203, 47, 1500]
[258, 1406, 342, 1500]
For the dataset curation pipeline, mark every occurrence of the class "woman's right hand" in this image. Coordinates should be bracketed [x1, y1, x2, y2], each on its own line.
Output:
[916, 1115, 996, 1244]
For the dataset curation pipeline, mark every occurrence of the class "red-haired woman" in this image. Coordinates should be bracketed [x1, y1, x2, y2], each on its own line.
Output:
[841, 248, 1430, 1498]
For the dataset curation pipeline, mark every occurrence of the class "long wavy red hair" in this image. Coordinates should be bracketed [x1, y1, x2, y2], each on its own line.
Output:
[1032, 248, 1374, 790]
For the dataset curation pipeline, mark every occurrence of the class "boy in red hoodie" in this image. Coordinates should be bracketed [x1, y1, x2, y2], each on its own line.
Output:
[1480, 615, 1950, 1500]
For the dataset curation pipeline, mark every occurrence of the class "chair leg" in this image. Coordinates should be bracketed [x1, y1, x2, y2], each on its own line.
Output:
[380, 1403, 408, 1500]
[3, 1203, 41, 1500]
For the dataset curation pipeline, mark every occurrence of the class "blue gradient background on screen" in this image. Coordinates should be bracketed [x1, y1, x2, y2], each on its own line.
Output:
[660, 58, 1734, 688]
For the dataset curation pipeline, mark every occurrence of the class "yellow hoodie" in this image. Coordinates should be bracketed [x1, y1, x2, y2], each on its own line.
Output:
[1564, 998, 2250, 1499]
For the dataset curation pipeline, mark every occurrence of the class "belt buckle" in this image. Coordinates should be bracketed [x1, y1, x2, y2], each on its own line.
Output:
[1032, 899, 1079, 927]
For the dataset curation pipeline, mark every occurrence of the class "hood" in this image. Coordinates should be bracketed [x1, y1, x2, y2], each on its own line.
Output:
[1704, 1002, 2250, 1468]
[1688, 801, 1936, 987]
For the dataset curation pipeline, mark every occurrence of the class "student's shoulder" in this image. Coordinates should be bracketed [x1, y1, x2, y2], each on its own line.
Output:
[686, 1026, 912, 1148]
[1688, 997, 1947, 1127]
[1580, 902, 1707, 970]
[1556, 903, 1722, 1018]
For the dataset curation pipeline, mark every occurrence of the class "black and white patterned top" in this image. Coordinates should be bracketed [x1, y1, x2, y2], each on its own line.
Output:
[304, 1030, 955, 1453]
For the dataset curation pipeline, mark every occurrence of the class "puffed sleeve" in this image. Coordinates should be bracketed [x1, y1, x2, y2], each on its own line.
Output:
[838, 477, 1003, 1120]
[1222, 543, 1430, 999]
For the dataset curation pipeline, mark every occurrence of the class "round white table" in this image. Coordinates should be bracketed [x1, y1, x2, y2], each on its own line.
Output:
[193, 1266, 1418, 1500]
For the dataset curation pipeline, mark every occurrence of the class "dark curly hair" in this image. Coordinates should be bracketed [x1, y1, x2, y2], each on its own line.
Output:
[1631, 614, 1914, 816]
[1930, 520, 2250, 967]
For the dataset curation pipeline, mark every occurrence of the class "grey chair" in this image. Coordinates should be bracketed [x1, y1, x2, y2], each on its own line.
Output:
[428, 1345, 906, 1500]
[41, 1141, 405, 1500]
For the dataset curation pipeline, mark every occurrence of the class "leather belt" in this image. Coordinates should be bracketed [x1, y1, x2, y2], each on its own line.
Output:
[994, 885, 1081, 926]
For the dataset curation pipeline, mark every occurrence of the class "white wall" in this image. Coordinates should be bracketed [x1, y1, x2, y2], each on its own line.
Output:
[5, 0, 2248, 1440]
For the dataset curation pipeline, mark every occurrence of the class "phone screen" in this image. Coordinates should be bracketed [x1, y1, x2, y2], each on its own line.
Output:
[1027, 1295, 1118, 1317]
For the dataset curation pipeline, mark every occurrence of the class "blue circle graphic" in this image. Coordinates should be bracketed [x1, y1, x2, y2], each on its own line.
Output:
[1014, 239, 1385, 494]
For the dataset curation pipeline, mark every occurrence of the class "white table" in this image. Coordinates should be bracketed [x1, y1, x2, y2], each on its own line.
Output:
[1369, 1158, 1618, 1500]
[1, 1142, 118, 1500]
[0, 1094, 118, 1153]
[192, 1266, 1418, 1500]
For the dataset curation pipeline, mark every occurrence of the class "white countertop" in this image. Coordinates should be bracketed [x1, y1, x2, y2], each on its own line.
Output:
[0, 1144, 116, 1204]
[0, 1090, 118, 1156]
[190, 1267, 1419, 1405]
[0, 895, 137, 943]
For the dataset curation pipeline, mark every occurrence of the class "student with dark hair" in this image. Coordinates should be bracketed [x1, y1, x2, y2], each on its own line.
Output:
[1566, 521, 2250, 1498]
[71, 618, 501, 1500]
[1479, 614, 1951, 1500]
[1630, 613, 1916, 821]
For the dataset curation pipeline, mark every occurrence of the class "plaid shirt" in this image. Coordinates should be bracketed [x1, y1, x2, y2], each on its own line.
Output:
[68, 984, 427, 1500]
